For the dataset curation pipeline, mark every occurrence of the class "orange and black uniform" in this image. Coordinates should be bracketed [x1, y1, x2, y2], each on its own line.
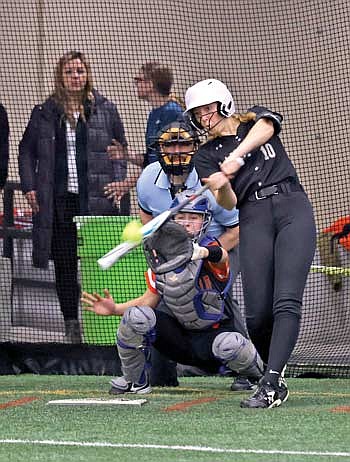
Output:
[145, 238, 237, 374]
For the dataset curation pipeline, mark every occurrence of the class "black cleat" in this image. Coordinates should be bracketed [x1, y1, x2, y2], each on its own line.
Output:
[240, 379, 289, 409]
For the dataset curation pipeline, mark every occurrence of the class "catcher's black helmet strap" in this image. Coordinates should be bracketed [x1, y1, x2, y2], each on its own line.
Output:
[170, 183, 187, 199]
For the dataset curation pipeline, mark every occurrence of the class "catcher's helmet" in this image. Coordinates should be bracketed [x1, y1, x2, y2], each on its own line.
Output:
[155, 120, 199, 176]
[171, 190, 212, 242]
[184, 79, 235, 130]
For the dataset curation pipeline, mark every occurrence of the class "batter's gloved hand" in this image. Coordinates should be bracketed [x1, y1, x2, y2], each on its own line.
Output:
[191, 243, 208, 261]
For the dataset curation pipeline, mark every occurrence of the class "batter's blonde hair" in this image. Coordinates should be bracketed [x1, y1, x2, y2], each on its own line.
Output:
[207, 111, 257, 140]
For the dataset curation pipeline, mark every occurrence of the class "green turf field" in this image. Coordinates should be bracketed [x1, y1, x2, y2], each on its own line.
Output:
[0, 375, 349, 462]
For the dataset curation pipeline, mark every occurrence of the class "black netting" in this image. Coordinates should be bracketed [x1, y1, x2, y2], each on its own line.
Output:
[0, 0, 349, 376]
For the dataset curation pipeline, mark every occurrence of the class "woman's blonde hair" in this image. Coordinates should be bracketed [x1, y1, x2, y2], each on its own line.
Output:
[53, 51, 94, 127]
[232, 111, 257, 123]
[207, 111, 257, 140]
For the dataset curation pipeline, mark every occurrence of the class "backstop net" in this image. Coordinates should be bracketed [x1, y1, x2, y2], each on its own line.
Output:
[0, 0, 349, 377]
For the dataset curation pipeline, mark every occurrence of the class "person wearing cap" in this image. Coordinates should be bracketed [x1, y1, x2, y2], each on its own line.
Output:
[184, 78, 316, 408]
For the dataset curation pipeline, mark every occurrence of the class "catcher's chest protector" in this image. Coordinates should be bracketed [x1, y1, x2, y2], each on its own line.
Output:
[155, 260, 227, 330]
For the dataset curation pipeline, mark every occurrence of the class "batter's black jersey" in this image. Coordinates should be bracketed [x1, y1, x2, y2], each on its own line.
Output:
[194, 105, 299, 207]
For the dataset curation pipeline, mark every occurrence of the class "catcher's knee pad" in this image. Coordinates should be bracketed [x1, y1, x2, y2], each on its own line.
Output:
[122, 305, 156, 335]
[117, 305, 156, 351]
[117, 306, 156, 384]
[212, 331, 264, 379]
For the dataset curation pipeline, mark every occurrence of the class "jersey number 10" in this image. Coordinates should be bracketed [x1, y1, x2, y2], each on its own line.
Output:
[261, 143, 276, 161]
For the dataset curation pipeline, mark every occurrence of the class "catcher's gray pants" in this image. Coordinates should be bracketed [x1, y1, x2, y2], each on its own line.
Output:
[117, 305, 263, 382]
[117, 306, 156, 384]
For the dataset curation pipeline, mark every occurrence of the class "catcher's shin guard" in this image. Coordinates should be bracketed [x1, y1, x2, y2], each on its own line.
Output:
[117, 306, 156, 384]
[212, 331, 264, 380]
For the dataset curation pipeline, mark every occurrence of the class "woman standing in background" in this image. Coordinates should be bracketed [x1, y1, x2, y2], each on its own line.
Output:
[19, 51, 138, 343]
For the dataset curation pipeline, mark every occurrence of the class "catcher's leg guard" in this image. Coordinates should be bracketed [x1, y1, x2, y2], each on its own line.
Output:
[117, 305, 156, 384]
[212, 331, 264, 381]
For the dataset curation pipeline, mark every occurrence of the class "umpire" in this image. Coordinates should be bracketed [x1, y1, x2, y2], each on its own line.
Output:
[136, 119, 254, 390]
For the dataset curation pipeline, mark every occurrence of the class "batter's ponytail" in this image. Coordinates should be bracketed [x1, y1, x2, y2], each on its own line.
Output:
[232, 111, 257, 123]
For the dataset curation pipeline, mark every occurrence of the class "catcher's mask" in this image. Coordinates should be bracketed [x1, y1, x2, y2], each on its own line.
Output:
[154, 120, 199, 176]
[171, 190, 212, 243]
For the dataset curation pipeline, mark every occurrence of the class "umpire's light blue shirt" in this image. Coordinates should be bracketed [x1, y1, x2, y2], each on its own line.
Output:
[137, 162, 239, 238]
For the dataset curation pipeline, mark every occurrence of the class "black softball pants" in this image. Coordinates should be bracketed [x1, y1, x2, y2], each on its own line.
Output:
[238, 190, 316, 376]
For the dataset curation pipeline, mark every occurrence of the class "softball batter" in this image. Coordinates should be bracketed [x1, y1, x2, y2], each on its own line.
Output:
[184, 79, 316, 408]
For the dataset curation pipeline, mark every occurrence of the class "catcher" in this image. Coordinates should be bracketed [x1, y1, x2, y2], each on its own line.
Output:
[81, 191, 264, 395]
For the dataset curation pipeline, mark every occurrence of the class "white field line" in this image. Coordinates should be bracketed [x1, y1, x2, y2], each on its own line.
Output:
[0, 439, 349, 458]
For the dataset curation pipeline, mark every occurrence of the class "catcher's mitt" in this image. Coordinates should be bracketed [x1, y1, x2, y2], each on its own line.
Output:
[143, 220, 193, 274]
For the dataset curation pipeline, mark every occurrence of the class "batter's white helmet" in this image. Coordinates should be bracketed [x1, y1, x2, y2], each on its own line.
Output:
[184, 79, 235, 129]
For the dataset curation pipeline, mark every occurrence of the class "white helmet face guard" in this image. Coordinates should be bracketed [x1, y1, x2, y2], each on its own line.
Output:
[171, 192, 212, 242]
[174, 211, 211, 242]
